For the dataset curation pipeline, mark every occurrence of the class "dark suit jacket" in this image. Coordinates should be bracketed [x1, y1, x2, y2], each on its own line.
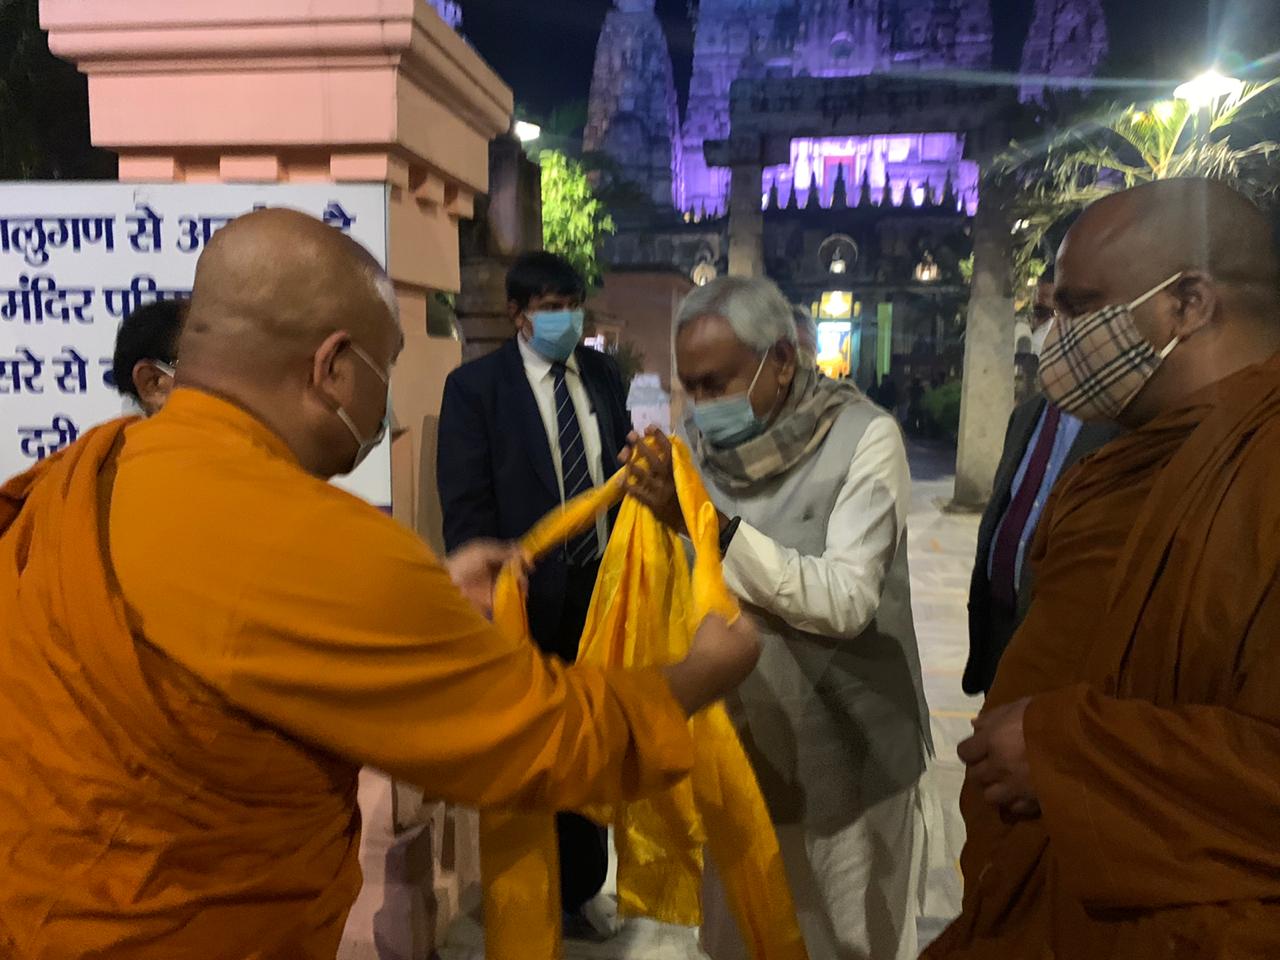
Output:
[964, 396, 1123, 695]
[437, 338, 632, 654]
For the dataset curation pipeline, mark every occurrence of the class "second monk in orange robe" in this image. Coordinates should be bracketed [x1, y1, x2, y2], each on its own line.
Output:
[927, 179, 1280, 958]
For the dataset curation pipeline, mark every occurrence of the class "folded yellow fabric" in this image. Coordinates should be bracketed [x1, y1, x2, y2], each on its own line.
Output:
[481, 438, 807, 960]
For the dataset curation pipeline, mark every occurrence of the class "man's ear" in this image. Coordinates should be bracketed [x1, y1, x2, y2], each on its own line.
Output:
[1170, 271, 1219, 338]
[511, 300, 536, 338]
[312, 330, 350, 396]
[773, 339, 799, 390]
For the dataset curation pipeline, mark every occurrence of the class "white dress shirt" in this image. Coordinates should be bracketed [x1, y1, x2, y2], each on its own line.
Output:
[721, 416, 910, 639]
[517, 334, 608, 555]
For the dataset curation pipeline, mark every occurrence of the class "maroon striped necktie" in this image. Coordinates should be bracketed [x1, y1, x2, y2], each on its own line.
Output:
[990, 405, 1061, 608]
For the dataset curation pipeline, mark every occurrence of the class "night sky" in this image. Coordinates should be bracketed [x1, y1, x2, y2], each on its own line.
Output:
[460, 0, 1280, 120]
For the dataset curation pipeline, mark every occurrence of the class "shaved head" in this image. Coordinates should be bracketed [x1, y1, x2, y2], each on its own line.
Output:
[1055, 178, 1280, 425]
[1057, 178, 1279, 319]
[183, 208, 398, 370]
[177, 208, 402, 478]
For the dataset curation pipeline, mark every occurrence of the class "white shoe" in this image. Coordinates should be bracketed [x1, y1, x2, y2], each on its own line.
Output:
[565, 894, 621, 941]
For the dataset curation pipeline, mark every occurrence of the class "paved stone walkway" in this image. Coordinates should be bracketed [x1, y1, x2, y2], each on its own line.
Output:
[440, 442, 983, 960]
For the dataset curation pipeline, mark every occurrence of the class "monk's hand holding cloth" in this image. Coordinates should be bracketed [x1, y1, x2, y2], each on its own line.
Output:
[445, 539, 526, 618]
[958, 696, 1040, 819]
[662, 614, 760, 716]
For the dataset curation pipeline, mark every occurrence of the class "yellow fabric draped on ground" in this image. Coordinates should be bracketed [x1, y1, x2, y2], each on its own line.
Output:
[480, 438, 808, 960]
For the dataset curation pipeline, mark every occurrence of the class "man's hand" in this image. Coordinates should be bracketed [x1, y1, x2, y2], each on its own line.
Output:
[623, 427, 686, 534]
[957, 696, 1041, 819]
[662, 614, 761, 716]
[445, 540, 526, 619]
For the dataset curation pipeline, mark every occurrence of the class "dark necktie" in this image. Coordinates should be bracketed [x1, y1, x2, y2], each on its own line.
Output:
[552, 363, 599, 566]
[990, 404, 1062, 608]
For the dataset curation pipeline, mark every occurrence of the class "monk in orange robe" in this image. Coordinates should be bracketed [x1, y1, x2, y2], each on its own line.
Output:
[0, 209, 759, 960]
[926, 178, 1280, 959]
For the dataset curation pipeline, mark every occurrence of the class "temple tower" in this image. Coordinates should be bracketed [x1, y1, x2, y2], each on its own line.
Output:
[583, 0, 683, 209]
[1020, 0, 1108, 102]
[680, 0, 796, 217]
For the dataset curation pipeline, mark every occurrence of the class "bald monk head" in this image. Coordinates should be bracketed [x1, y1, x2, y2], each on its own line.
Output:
[177, 208, 402, 478]
[1055, 177, 1280, 427]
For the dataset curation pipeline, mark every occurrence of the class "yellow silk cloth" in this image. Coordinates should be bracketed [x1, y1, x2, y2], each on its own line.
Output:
[481, 438, 808, 960]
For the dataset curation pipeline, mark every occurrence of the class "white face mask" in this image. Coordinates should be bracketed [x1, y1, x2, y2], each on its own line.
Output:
[334, 342, 391, 474]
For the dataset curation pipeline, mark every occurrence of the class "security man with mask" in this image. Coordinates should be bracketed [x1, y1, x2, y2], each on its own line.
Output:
[436, 250, 633, 939]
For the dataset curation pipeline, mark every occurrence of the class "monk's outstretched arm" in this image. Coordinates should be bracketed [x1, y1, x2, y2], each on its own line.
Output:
[151, 501, 696, 812]
[1025, 682, 1280, 911]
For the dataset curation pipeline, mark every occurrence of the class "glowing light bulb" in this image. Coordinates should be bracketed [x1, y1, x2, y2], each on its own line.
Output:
[1174, 70, 1244, 108]
[514, 121, 542, 143]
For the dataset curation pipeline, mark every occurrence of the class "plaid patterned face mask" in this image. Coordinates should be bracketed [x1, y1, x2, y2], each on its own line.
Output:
[1039, 273, 1183, 421]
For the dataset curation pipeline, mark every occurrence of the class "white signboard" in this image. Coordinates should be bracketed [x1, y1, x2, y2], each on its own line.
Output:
[0, 182, 392, 508]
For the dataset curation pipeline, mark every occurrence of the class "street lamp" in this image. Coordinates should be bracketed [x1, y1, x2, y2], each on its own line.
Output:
[1174, 70, 1243, 108]
[514, 120, 542, 143]
[1174, 70, 1243, 149]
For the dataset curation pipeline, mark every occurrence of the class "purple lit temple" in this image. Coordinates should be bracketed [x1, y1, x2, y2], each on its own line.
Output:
[587, 0, 1107, 219]
[582, 0, 1107, 387]
[426, 0, 463, 31]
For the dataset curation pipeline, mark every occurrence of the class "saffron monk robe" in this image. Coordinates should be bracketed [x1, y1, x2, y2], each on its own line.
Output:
[925, 178, 1280, 959]
[0, 208, 760, 960]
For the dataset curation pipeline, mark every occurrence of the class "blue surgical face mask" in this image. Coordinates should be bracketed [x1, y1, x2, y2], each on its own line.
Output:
[692, 352, 770, 448]
[527, 308, 585, 362]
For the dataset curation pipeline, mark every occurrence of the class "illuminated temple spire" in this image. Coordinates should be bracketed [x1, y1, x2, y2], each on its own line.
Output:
[583, 0, 683, 209]
[1020, 0, 1109, 102]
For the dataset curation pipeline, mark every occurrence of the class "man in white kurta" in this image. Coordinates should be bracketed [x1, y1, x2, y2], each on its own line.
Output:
[629, 276, 935, 960]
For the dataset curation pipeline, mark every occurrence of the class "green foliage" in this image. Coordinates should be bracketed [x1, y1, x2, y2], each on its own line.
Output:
[998, 80, 1280, 270]
[922, 381, 963, 440]
[539, 149, 615, 287]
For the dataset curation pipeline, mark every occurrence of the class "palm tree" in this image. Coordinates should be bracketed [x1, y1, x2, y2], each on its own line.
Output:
[997, 79, 1280, 269]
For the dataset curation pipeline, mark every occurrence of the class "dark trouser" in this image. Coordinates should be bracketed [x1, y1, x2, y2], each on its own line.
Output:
[550, 560, 609, 914]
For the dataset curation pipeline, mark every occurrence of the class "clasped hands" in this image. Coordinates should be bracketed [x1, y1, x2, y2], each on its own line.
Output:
[958, 696, 1042, 822]
[445, 427, 686, 617]
[618, 426, 688, 534]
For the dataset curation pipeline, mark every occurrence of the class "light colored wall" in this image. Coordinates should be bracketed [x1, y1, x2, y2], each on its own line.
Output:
[590, 268, 694, 398]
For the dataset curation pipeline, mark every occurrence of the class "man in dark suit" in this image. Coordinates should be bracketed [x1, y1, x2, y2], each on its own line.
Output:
[964, 272, 1122, 695]
[436, 251, 631, 936]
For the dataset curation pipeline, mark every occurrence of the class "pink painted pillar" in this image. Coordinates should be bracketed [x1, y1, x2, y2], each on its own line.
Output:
[39, 2, 513, 956]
